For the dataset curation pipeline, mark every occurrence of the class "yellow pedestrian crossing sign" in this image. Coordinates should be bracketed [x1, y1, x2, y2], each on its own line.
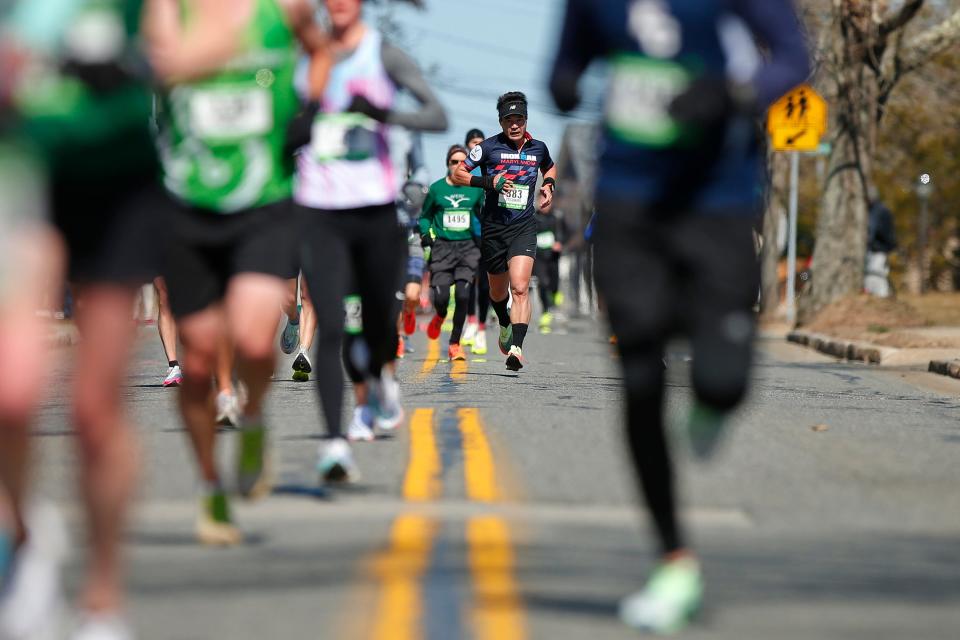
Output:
[767, 84, 827, 152]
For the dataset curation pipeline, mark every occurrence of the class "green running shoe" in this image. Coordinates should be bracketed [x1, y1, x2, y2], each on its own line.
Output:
[196, 490, 241, 546]
[237, 425, 270, 500]
[292, 349, 312, 382]
[498, 324, 513, 355]
[687, 402, 728, 459]
[619, 557, 703, 634]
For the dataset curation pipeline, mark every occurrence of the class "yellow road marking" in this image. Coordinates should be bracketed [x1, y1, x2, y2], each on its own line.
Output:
[368, 514, 437, 640]
[458, 408, 499, 502]
[402, 408, 440, 501]
[451, 358, 468, 381]
[467, 516, 526, 640]
[418, 339, 440, 380]
[459, 408, 526, 639]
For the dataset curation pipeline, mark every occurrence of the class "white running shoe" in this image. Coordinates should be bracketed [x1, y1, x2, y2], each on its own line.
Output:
[317, 438, 360, 483]
[71, 612, 133, 640]
[0, 502, 68, 640]
[347, 407, 375, 442]
[372, 372, 404, 431]
[461, 321, 478, 346]
[280, 317, 300, 355]
[162, 365, 182, 387]
[472, 330, 488, 355]
[215, 391, 240, 428]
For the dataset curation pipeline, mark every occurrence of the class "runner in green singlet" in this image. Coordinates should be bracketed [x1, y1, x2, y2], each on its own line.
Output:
[146, 0, 331, 546]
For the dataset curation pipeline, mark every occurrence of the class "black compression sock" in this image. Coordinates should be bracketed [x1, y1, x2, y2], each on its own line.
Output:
[512, 323, 528, 348]
[169, 360, 179, 368]
[491, 297, 510, 328]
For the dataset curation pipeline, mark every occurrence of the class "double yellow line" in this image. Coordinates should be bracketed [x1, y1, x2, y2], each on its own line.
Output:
[417, 339, 469, 382]
[368, 408, 525, 639]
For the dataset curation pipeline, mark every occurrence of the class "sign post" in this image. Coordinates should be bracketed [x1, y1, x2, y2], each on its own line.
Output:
[767, 84, 828, 325]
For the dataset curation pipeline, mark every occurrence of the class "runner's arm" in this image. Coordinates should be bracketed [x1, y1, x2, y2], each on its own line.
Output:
[374, 41, 447, 131]
[548, 0, 602, 112]
[730, 0, 810, 109]
[418, 188, 435, 243]
[144, 0, 249, 84]
[281, 0, 333, 100]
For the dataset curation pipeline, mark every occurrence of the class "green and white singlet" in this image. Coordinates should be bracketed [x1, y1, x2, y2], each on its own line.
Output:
[156, 0, 298, 213]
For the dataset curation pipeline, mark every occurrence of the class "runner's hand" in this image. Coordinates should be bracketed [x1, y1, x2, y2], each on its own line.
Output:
[539, 185, 554, 213]
[346, 94, 390, 122]
[493, 171, 511, 192]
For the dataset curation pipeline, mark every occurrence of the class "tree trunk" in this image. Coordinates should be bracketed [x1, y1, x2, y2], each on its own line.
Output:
[760, 152, 789, 321]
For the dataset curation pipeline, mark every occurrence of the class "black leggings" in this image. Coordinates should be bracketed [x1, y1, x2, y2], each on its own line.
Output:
[594, 201, 759, 554]
[433, 280, 472, 344]
[534, 254, 559, 312]
[300, 204, 405, 438]
[468, 273, 491, 324]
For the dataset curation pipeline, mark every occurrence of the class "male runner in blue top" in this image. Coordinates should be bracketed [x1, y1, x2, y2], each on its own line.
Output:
[452, 92, 557, 372]
[550, 0, 809, 633]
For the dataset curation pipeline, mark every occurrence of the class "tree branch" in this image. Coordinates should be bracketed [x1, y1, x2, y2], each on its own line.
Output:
[879, 0, 925, 38]
[886, 9, 960, 79]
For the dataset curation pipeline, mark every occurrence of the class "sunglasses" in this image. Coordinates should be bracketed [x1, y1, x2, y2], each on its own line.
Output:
[448, 158, 464, 165]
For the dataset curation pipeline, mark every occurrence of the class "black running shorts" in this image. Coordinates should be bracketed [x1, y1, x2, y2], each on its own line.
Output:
[163, 198, 298, 318]
[480, 215, 537, 275]
[52, 174, 168, 286]
[429, 238, 481, 288]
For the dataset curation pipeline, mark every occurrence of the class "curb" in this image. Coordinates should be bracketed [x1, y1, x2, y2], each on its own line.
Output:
[928, 359, 960, 380]
[786, 330, 887, 364]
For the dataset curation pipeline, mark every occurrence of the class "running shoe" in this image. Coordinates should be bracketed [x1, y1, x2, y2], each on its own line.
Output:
[372, 372, 404, 431]
[687, 402, 727, 459]
[162, 365, 183, 387]
[292, 349, 312, 382]
[0, 502, 67, 640]
[236, 422, 270, 499]
[280, 317, 300, 354]
[498, 324, 513, 355]
[347, 407, 375, 442]
[403, 309, 417, 336]
[215, 390, 240, 428]
[539, 311, 553, 332]
[462, 319, 478, 346]
[619, 557, 703, 634]
[427, 314, 443, 340]
[472, 330, 488, 355]
[505, 345, 524, 371]
[196, 489, 241, 546]
[71, 612, 133, 640]
[448, 343, 467, 361]
[396, 336, 405, 359]
[317, 438, 360, 483]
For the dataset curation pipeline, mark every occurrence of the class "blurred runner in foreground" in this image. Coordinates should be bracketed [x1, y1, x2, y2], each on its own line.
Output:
[550, 0, 809, 633]
[1, 1, 163, 637]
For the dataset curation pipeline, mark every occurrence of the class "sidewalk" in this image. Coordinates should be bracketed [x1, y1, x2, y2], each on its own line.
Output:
[784, 326, 960, 379]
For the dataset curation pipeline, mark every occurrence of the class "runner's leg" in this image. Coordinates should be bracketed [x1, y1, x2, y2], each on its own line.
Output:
[71, 284, 141, 613]
[224, 273, 285, 419]
[450, 280, 471, 344]
[301, 214, 350, 438]
[507, 255, 534, 349]
[154, 277, 178, 364]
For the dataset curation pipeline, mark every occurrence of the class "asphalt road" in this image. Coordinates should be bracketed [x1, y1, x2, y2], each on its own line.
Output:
[30, 318, 960, 639]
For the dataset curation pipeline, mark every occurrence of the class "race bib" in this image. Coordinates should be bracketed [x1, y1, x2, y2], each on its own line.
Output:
[190, 87, 273, 140]
[537, 231, 556, 250]
[311, 112, 379, 163]
[605, 54, 691, 147]
[344, 295, 363, 335]
[442, 210, 471, 231]
[498, 184, 529, 210]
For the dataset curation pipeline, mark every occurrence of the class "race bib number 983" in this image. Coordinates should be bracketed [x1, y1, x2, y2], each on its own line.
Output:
[498, 184, 529, 210]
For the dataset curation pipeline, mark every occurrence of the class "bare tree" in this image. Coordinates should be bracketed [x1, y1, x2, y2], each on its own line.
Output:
[799, 0, 960, 321]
